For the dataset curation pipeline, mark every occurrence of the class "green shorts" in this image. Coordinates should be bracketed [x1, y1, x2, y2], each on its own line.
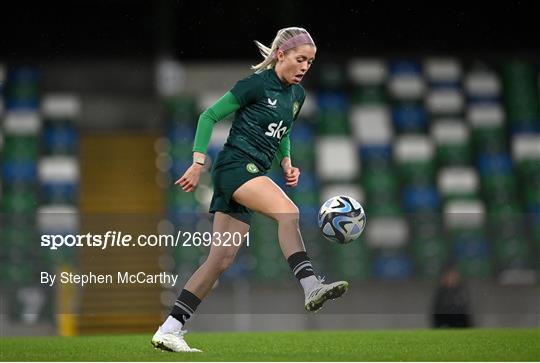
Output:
[209, 149, 266, 225]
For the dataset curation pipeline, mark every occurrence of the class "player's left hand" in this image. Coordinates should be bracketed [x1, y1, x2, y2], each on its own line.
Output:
[284, 165, 301, 187]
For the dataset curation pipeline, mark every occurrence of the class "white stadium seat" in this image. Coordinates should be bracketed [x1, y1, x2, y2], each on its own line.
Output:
[315, 136, 359, 181]
[350, 105, 393, 144]
[347, 58, 387, 85]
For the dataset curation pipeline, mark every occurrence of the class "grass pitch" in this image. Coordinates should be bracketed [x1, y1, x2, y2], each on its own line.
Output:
[1, 328, 538, 361]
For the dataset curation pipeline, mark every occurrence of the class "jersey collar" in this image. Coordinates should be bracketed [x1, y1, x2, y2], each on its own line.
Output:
[270, 68, 291, 89]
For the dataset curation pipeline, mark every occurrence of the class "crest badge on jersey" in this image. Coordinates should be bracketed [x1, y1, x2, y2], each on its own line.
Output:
[246, 163, 259, 173]
[292, 101, 300, 118]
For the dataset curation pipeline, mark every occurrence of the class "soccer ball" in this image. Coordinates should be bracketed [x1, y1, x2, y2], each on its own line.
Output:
[318, 195, 367, 244]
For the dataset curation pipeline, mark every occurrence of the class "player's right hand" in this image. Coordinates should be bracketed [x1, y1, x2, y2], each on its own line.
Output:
[175, 163, 204, 192]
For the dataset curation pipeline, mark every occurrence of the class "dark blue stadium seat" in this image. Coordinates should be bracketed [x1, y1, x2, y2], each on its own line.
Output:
[403, 186, 440, 212]
[373, 249, 412, 279]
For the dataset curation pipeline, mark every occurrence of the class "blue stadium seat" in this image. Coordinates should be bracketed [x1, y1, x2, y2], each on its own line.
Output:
[403, 186, 440, 212]
[1, 161, 37, 183]
[389, 60, 421, 76]
[290, 122, 315, 142]
[316, 92, 348, 110]
[359, 144, 392, 166]
[392, 103, 427, 133]
[453, 233, 490, 260]
[372, 249, 412, 279]
[43, 127, 77, 154]
[477, 153, 513, 175]
[41, 182, 78, 204]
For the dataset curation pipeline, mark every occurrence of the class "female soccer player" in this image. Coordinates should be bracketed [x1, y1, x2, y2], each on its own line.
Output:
[152, 27, 349, 352]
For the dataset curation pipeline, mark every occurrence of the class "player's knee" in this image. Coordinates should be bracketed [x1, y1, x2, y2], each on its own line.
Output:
[284, 201, 299, 217]
[274, 202, 299, 223]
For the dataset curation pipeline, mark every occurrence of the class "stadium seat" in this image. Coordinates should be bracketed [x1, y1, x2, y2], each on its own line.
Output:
[424, 58, 462, 89]
[389, 73, 425, 102]
[316, 91, 349, 135]
[315, 136, 359, 182]
[372, 248, 412, 280]
[1, 186, 37, 214]
[362, 169, 398, 198]
[362, 158, 401, 218]
[392, 103, 427, 133]
[402, 186, 440, 213]
[468, 103, 506, 154]
[38, 156, 80, 184]
[503, 61, 540, 134]
[5, 67, 40, 111]
[365, 217, 409, 249]
[290, 142, 315, 171]
[36, 205, 79, 234]
[2, 135, 38, 160]
[480, 173, 518, 210]
[1, 160, 37, 184]
[426, 88, 464, 117]
[3, 112, 41, 135]
[431, 119, 471, 166]
[409, 213, 442, 240]
[512, 135, 540, 212]
[352, 85, 387, 105]
[317, 91, 348, 110]
[42, 126, 77, 155]
[465, 69, 501, 104]
[41, 94, 80, 155]
[317, 110, 349, 136]
[317, 63, 346, 90]
[394, 135, 435, 186]
[350, 105, 393, 169]
[493, 233, 531, 270]
[290, 122, 316, 171]
[331, 241, 370, 280]
[438, 167, 479, 201]
[412, 238, 447, 278]
[38, 156, 79, 205]
[290, 122, 315, 142]
[347, 59, 387, 86]
[443, 199, 491, 277]
[477, 153, 513, 175]
[388, 73, 425, 101]
[512, 135, 540, 179]
[0, 264, 35, 286]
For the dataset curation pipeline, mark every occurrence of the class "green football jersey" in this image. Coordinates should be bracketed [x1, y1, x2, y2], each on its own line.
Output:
[227, 68, 305, 170]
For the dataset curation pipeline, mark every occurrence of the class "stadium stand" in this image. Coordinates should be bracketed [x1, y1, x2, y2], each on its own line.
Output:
[160, 58, 539, 284]
[0, 66, 80, 324]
